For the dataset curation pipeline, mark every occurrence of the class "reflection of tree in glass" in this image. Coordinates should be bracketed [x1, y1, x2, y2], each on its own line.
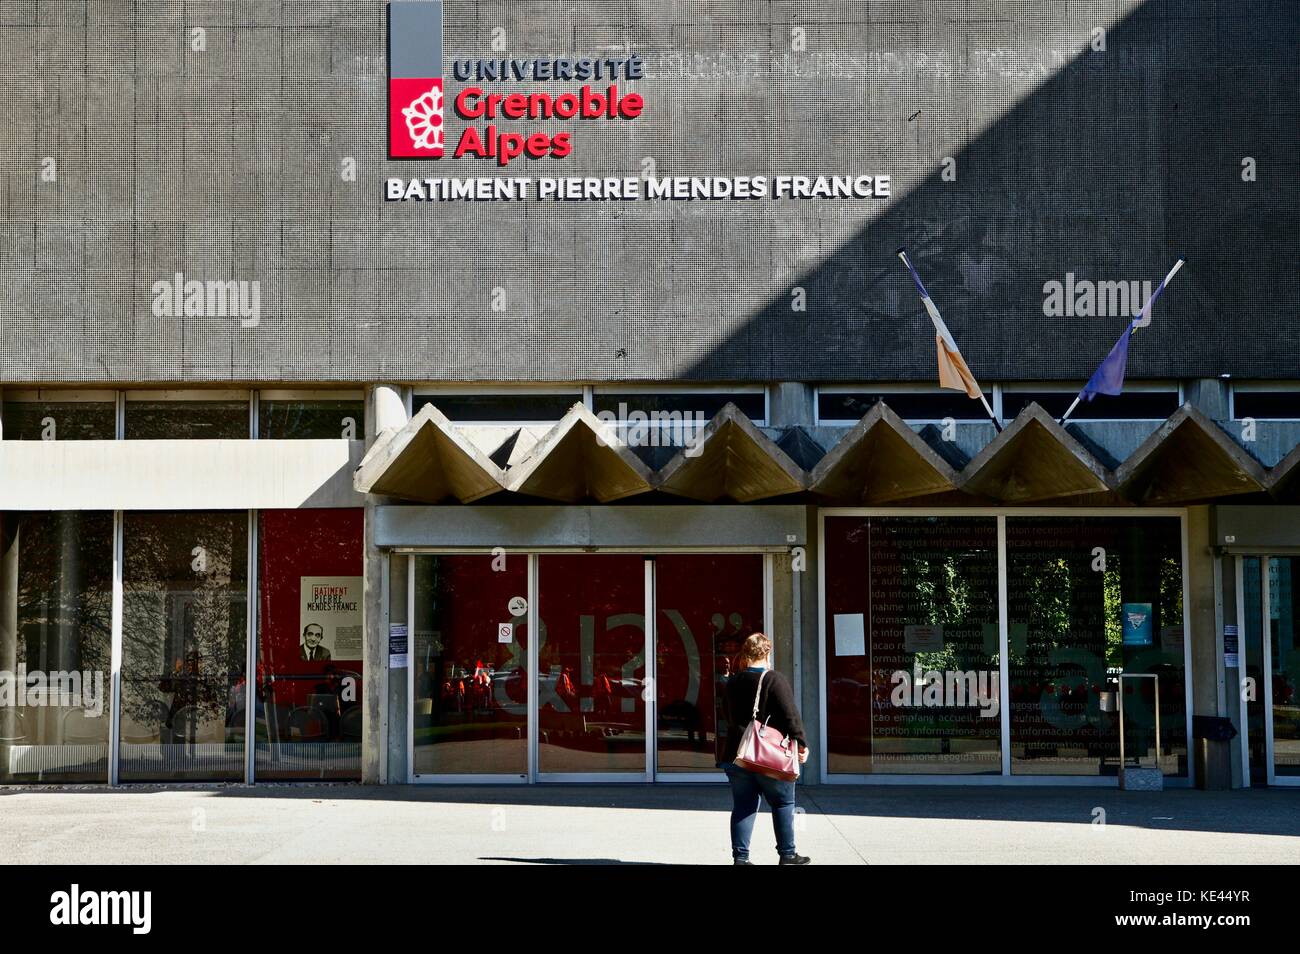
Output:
[1159, 556, 1183, 635]
[900, 537, 991, 674]
[1103, 557, 1122, 667]
[10, 512, 113, 676]
[121, 514, 246, 728]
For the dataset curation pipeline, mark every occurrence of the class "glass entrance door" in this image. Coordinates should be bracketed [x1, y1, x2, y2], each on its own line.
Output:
[536, 555, 650, 779]
[654, 554, 766, 775]
[410, 554, 530, 780]
[408, 551, 772, 782]
[1265, 557, 1299, 783]
[1239, 555, 1300, 786]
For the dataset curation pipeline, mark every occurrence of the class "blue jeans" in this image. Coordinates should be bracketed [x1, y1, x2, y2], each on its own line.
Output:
[723, 762, 797, 860]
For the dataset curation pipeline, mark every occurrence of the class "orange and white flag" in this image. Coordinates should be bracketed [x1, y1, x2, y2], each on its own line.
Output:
[898, 249, 983, 401]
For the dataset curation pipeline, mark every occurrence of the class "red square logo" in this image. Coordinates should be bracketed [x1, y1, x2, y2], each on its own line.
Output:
[390, 77, 445, 158]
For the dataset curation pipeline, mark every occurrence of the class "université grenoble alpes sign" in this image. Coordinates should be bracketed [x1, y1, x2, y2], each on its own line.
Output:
[384, 0, 890, 204]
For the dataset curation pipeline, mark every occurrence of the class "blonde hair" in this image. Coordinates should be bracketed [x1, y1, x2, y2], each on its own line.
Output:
[737, 633, 773, 667]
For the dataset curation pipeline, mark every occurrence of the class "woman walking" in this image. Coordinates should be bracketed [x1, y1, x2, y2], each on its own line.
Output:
[719, 633, 810, 865]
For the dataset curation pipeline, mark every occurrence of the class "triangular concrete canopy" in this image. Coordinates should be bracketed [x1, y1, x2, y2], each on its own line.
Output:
[1116, 404, 1267, 504]
[961, 403, 1113, 502]
[810, 402, 959, 503]
[1269, 443, 1300, 501]
[656, 403, 806, 502]
[354, 403, 506, 503]
[505, 403, 655, 503]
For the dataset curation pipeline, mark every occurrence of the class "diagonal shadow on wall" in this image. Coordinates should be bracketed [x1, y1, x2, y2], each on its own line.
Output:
[682, 0, 1298, 385]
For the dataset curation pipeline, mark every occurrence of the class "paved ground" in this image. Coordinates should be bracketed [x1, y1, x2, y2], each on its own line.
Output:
[1, 784, 1297, 865]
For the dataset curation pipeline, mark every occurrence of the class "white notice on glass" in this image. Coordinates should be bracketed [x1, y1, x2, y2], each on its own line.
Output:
[833, 613, 866, 657]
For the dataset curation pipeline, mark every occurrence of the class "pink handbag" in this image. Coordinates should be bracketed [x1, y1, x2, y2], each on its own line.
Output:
[732, 670, 800, 782]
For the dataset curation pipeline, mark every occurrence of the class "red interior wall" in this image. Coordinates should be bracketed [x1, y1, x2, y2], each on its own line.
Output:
[258, 508, 364, 706]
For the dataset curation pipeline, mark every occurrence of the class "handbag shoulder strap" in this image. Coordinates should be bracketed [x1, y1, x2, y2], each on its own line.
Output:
[750, 669, 768, 719]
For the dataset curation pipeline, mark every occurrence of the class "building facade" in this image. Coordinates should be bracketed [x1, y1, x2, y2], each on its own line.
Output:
[0, 0, 1297, 788]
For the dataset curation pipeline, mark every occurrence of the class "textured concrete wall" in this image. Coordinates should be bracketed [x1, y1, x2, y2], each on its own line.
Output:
[1186, 506, 1231, 788]
[372, 503, 806, 548]
[0, 0, 1295, 383]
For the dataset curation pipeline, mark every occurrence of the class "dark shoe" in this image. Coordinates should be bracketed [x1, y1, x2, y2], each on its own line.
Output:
[778, 853, 811, 865]
[733, 858, 753, 865]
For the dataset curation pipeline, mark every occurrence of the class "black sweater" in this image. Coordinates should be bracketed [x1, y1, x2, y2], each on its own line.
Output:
[719, 668, 807, 765]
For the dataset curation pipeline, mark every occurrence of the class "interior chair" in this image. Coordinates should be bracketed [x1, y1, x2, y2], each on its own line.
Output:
[287, 706, 330, 743]
[61, 708, 110, 746]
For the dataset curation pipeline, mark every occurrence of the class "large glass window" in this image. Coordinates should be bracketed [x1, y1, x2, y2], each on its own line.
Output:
[824, 516, 1001, 775]
[1006, 517, 1187, 777]
[256, 509, 364, 780]
[593, 391, 766, 424]
[824, 513, 1189, 779]
[1239, 555, 1300, 782]
[0, 511, 114, 782]
[2, 393, 116, 440]
[1267, 557, 1299, 778]
[125, 394, 249, 439]
[413, 392, 580, 423]
[411, 554, 529, 777]
[1232, 388, 1300, 420]
[1001, 389, 1178, 421]
[119, 511, 248, 781]
[818, 390, 987, 423]
[259, 396, 364, 440]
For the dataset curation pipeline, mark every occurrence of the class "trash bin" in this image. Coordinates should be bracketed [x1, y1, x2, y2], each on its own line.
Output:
[1192, 716, 1238, 790]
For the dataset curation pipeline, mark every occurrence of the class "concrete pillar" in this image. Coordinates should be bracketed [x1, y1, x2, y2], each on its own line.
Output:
[1187, 505, 1231, 788]
[361, 384, 409, 785]
[387, 553, 409, 782]
[798, 505, 822, 782]
[373, 384, 408, 433]
[1185, 378, 1231, 422]
[769, 383, 814, 429]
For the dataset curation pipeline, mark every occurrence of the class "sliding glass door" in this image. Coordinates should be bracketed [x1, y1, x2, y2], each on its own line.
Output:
[1240, 555, 1300, 786]
[410, 554, 530, 780]
[654, 554, 766, 775]
[407, 551, 771, 782]
[536, 555, 649, 779]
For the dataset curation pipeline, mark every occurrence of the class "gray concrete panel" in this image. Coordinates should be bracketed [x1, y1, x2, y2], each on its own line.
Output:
[0, 1, 1294, 383]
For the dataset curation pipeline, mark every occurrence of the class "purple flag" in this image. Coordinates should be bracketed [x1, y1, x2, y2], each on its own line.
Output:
[1080, 322, 1133, 401]
[1063, 258, 1184, 425]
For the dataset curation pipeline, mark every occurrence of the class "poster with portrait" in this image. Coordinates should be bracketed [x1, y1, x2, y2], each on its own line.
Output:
[300, 576, 364, 662]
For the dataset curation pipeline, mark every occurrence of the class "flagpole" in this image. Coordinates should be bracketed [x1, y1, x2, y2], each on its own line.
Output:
[974, 389, 1002, 434]
[896, 249, 1002, 433]
[1058, 394, 1083, 428]
[1059, 257, 1186, 427]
